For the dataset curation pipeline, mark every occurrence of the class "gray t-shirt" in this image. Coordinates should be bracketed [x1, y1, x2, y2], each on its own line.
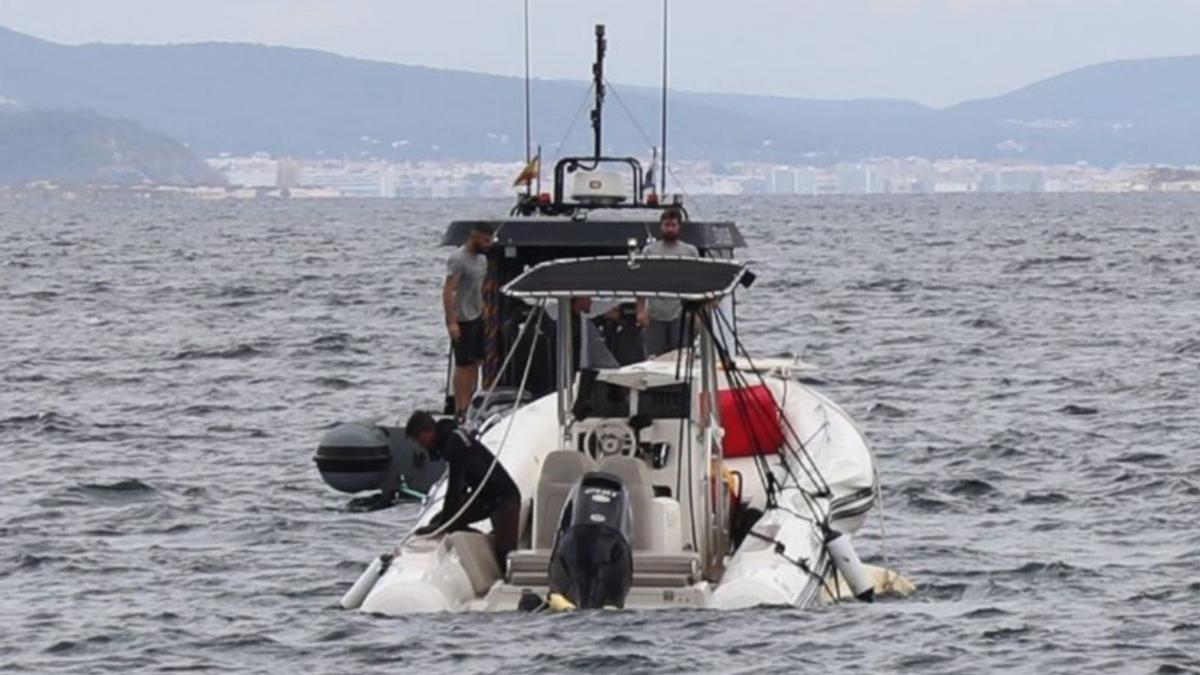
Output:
[642, 238, 700, 321]
[446, 245, 488, 322]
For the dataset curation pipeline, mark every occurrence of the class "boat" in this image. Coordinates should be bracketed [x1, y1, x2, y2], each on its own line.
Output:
[318, 24, 909, 614]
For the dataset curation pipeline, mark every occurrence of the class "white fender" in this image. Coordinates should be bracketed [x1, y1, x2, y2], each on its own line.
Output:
[825, 530, 874, 602]
[341, 554, 388, 610]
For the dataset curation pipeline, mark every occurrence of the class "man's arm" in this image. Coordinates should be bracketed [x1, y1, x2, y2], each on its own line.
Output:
[441, 459, 466, 521]
[428, 432, 470, 532]
[443, 273, 461, 340]
[418, 454, 463, 534]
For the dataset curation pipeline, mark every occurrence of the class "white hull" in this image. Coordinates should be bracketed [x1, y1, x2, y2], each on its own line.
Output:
[354, 360, 877, 614]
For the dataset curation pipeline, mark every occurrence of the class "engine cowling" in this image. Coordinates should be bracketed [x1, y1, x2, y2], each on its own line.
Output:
[548, 471, 634, 609]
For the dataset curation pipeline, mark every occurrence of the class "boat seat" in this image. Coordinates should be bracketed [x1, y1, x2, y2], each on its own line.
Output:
[632, 552, 702, 588]
[445, 531, 502, 597]
[506, 550, 701, 589]
[597, 455, 656, 550]
[533, 450, 597, 549]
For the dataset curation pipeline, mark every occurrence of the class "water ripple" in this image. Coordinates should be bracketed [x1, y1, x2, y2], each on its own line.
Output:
[1, 192, 1198, 673]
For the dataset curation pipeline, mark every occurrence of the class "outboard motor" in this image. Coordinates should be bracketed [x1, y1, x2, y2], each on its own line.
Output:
[314, 422, 446, 506]
[548, 471, 635, 609]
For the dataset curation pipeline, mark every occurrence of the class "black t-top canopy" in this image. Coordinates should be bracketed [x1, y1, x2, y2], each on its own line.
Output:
[502, 256, 749, 300]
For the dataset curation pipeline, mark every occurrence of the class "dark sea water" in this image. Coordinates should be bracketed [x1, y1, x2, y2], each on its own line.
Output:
[2, 191, 1198, 674]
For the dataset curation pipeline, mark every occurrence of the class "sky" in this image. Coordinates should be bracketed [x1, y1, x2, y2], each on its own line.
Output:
[1, 0, 1198, 107]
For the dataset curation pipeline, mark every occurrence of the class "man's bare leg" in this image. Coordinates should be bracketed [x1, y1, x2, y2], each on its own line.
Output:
[453, 364, 479, 418]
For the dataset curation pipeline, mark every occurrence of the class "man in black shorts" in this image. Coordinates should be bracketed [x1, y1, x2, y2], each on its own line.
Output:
[443, 222, 494, 419]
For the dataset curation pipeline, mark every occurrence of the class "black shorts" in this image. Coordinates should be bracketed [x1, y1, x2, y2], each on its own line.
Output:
[453, 319, 486, 366]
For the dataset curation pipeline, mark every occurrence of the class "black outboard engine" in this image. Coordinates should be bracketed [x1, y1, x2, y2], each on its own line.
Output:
[314, 422, 446, 508]
[548, 471, 635, 609]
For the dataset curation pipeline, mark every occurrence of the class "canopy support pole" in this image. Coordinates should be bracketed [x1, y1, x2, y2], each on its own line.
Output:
[697, 305, 722, 577]
[556, 299, 575, 443]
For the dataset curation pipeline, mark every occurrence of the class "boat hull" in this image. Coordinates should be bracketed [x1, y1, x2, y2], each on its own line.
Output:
[351, 364, 878, 615]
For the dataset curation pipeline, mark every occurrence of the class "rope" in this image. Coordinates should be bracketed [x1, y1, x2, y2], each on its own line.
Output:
[708, 308, 893, 603]
[549, 83, 596, 166]
[397, 301, 546, 552]
[604, 78, 658, 155]
[702, 311, 777, 509]
[706, 312, 831, 527]
[714, 307, 833, 497]
[604, 78, 702, 218]
[874, 462, 893, 579]
[744, 529, 835, 600]
[467, 301, 546, 431]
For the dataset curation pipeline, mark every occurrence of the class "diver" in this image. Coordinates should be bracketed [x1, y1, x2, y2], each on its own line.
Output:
[404, 410, 521, 563]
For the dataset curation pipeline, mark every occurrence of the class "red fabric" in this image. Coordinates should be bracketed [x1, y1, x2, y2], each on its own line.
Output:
[719, 385, 783, 457]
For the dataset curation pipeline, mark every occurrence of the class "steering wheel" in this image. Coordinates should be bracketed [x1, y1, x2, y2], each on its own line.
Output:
[583, 421, 638, 460]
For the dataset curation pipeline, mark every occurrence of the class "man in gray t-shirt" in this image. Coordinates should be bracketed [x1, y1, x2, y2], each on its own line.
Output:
[637, 208, 700, 357]
[444, 222, 494, 418]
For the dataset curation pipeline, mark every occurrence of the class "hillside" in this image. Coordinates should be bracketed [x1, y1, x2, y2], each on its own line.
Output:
[944, 55, 1200, 165]
[0, 108, 222, 185]
[1, 25, 1197, 166]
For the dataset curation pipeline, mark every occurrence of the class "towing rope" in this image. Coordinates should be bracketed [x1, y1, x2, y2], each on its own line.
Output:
[467, 300, 545, 431]
[744, 529, 835, 600]
[705, 307, 829, 525]
[398, 300, 546, 551]
[714, 306, 834, 499]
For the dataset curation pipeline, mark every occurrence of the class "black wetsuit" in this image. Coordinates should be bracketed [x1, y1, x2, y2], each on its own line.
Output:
[423, 420, 520, 535]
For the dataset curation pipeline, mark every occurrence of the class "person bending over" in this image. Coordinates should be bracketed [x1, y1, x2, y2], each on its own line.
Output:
[405, 410, 520, 563]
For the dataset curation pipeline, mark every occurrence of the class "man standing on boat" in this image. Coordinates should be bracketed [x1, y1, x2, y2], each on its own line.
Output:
[637, 208, 699, 357]
[444, 222, 494, 419]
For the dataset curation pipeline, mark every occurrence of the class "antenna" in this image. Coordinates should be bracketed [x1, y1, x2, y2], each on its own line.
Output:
[590, 24, 607, 161]
[523, 0, 533, 194]
[659, 0, 669, 194]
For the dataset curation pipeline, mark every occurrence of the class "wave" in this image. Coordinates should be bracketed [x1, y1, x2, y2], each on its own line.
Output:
[169, 342, 271, 360]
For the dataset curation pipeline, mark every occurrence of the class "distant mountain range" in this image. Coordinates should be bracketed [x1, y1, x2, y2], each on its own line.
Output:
[0, 108, 220, 185]
[1, 25, 1198, 168]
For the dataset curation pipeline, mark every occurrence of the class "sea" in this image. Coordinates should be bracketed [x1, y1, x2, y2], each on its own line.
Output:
[1, 190, 1198, 674]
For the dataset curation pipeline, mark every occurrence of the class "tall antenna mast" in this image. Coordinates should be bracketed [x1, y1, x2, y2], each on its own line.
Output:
[590, 24, 607, 161]
[520, 0, 530, 194]
[659, 0, 669, 194]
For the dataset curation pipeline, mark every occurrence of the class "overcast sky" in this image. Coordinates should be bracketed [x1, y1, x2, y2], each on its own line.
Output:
[2, 0, 1198, 107]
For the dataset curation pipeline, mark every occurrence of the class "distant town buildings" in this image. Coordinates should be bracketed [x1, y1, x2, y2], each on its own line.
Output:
[207, 154, 523, 198]
[205, 154, 1200, 199]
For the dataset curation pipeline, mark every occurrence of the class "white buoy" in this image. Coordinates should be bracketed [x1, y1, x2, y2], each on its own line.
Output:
[340, 554, 389, 610]
[825, 530, 874, 602]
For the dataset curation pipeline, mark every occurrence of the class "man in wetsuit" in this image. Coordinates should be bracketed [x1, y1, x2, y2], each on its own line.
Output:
[405, 410, 521, 562]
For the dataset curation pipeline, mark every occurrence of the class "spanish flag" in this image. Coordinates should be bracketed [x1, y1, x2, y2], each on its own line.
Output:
[512, 154, 540, 187]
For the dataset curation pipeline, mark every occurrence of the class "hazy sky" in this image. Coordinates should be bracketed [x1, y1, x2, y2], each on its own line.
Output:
[2, 0, 1198, 107]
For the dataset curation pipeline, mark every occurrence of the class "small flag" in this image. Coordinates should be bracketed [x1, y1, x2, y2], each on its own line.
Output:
[512, 154, 540, 187]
